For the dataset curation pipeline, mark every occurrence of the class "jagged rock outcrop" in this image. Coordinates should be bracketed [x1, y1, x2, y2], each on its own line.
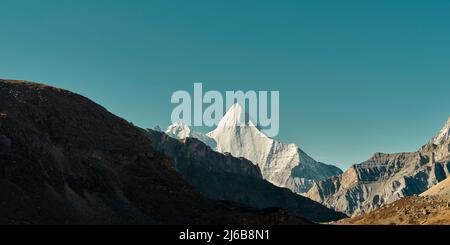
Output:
[144, 129, 347, 222]
[0, 79, 310, 225]
[307, 119, 450, 216]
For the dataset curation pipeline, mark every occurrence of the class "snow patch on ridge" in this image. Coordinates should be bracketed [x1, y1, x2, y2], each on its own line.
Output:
[432, 117, 450, 145]
[165, 122, 217, 149]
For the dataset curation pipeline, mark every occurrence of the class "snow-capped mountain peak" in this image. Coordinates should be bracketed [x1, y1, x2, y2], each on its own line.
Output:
[164, 104, 342, 194]
[207, 103, 342, 194]
[165, 122, 192, 139]
[432, 116, 450, 145]
[217, 103, 256, 128]
[165, 122, 217, 149]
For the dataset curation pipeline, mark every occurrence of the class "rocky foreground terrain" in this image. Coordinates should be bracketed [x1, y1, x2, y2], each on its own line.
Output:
[0, 79, 310, 225]
[338, 176, 450, 225]
[338, 196, 450, 225]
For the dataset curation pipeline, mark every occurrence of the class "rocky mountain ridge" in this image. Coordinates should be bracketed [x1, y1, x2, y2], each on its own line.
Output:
[145, 129, 347, 222]
[307, 118, 450, 216]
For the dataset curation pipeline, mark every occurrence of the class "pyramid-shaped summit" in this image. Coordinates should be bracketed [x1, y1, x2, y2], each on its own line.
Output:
[208, 103, 343, 194]
[216, 103, 256, 128]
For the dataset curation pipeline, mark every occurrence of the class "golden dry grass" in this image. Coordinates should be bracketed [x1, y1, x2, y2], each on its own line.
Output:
[338, 196, 450, 225]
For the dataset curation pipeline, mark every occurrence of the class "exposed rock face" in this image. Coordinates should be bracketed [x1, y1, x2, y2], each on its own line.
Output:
[144, 129, 347, 222]
[307, 125, 450, 216]
[0, 79, 310, 225]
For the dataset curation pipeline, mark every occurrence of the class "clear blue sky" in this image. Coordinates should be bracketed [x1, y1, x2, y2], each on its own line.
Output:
[1, 0, 449, 169]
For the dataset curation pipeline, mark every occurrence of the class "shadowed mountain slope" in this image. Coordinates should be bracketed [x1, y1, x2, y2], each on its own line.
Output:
[144, 129, 347, 222]
[0, 79, 309, 225]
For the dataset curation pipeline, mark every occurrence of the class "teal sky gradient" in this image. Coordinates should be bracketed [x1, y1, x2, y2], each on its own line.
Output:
[1, 0, 449, 169]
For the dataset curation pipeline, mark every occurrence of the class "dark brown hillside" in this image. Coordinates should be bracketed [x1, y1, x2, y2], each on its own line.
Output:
[0, 79, 309, 225]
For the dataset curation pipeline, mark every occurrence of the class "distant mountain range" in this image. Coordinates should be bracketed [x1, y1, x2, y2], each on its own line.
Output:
[164, 105, 450, 219]
[165, 103, 343, 194]
[307, 117, 450, 216]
